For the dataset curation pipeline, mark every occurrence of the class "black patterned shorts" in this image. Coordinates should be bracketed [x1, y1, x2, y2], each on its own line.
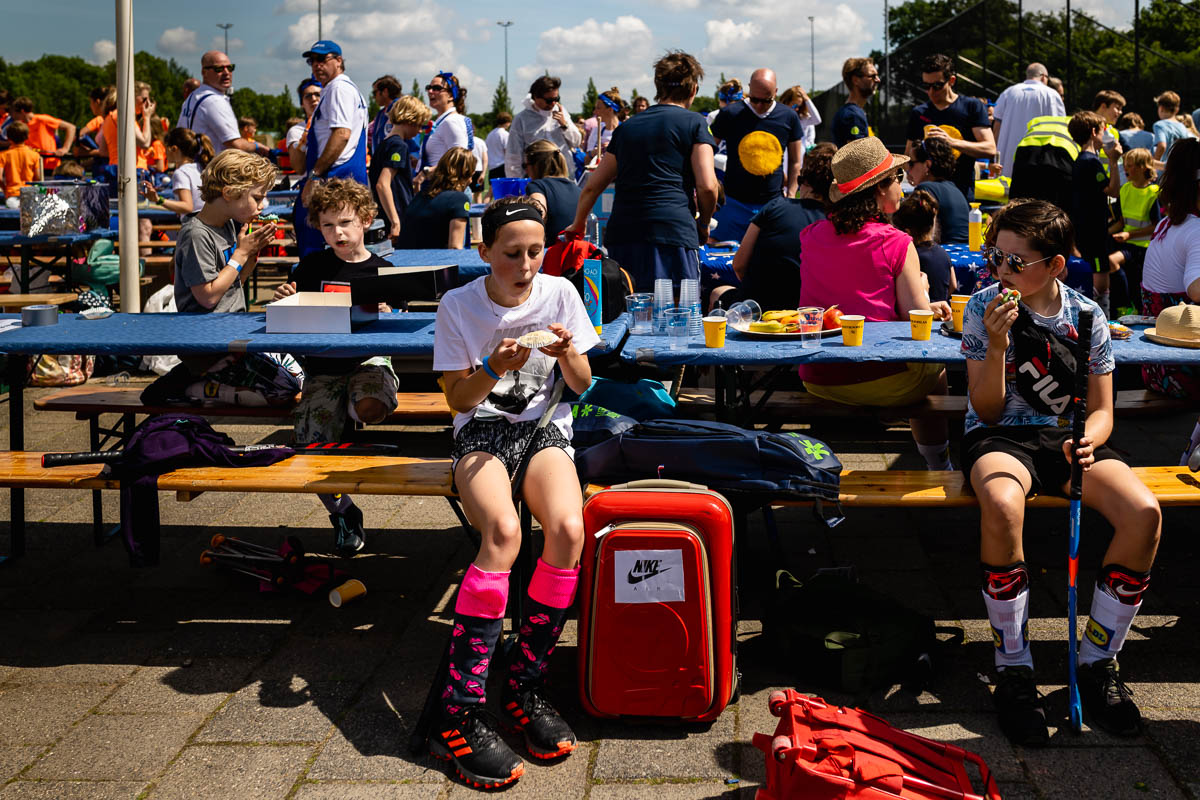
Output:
[451, 416, 572, 479]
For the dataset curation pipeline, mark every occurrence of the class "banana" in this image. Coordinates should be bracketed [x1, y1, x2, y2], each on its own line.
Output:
[762, 310, 794, 322]
[749, 320, 786, 333]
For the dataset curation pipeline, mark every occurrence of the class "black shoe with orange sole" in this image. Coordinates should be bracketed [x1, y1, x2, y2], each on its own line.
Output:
[502, 685, 577, 760]
[429, 706, 525, 789]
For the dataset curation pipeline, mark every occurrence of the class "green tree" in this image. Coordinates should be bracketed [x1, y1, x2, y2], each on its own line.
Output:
[581, 77, 598, 116]
[411, 78, 423, 104]
[491, 76, 512, 115]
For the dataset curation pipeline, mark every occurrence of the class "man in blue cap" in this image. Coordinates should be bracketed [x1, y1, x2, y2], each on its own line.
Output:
[294, 40, 369, 257]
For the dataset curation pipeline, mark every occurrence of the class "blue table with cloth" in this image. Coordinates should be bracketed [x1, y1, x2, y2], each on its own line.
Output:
[384, 249, 490, 285]
[0, 228, 118, 292]
[0, 310, 629, 558]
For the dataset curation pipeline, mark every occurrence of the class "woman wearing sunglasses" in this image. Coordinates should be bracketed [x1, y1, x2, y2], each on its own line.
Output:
[797, 137, 953, 470]
[904, 137, 970, 244]
[420, 72, 472, 180]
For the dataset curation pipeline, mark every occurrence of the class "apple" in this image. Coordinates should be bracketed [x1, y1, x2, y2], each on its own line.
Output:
[822, 306, 843, 330]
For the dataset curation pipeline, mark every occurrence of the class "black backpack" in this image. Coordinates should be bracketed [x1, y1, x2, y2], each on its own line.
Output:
[561, 253, 634, 324]
[575, 418, 843, 523]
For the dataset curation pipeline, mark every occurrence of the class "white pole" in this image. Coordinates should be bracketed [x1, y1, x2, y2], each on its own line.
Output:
[116, 0, 139, 312]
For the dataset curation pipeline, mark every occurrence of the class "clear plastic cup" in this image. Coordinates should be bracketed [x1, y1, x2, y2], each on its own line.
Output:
[797, 306, 824, 349]
[679, 278, 702, 335]
[653, 279, 673, 334]
[665, 308, 692, 351]
[726, 299, 762, 330]
[625, 293, 653, 335]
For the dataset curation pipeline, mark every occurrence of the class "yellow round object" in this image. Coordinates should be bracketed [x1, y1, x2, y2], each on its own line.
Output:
[738, 130, 784, 177]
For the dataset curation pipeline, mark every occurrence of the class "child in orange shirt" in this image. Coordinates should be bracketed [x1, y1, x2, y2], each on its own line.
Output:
[0, 122, 43, 207]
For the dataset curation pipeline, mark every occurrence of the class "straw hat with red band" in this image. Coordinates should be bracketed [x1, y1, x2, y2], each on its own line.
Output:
[828, 137, 910, 203]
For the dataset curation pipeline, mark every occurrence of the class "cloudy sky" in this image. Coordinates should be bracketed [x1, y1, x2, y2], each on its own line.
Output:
[7, 0, 1134, 113]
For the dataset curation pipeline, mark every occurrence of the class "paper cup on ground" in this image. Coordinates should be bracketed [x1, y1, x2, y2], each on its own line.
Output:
[950, 295, 970, 332]
[838, 315, 865, 346]
[910, 309, 934, 340]
[703, 315, 727, 348]
[329, 579, 367, 607]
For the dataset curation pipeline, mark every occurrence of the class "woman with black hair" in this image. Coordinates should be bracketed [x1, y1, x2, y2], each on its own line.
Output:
[904, 136, 970, 244]
[420, 72, 472, 178]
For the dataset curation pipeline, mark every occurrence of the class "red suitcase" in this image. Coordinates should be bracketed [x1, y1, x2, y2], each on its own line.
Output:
[753, 690, 1002, 800]
[578, 479, 737, 722]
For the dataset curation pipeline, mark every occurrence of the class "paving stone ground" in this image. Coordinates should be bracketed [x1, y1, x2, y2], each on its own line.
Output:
[0, 377, 1198, 798]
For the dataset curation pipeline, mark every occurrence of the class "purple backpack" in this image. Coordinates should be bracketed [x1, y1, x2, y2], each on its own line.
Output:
[117, 414, 294, 566]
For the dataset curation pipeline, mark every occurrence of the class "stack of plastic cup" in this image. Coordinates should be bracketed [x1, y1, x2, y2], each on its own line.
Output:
[653, 279, 673, 334]
[679, 278, 702, 335]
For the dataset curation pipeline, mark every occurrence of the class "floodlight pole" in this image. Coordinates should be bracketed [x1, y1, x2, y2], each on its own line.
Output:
[217, 23, 232, 54]
[498, 21, 514, 93]
[318, 0, 323, 40]
[808, 16, 815, 91]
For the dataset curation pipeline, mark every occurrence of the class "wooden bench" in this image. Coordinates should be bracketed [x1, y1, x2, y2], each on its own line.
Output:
[676, 388, 1195, 422]
[4, 451, 1197, 559]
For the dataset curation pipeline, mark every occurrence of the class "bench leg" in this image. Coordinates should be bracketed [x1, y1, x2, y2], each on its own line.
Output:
[89, 412, 133, 547]
[3, 355, 26, 564]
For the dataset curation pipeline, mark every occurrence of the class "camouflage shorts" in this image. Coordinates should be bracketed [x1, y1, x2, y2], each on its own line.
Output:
[292, 357, 398, 443]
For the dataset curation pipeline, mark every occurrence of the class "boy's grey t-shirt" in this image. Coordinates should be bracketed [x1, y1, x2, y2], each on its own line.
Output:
[173, 215, 242, 313]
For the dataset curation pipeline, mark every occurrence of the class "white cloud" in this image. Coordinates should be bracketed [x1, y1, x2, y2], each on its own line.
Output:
[516, 16, 656, 111]
[649, 0, 702, 8]
[90, 39, 116, 66]
[158, 26, 200, 55]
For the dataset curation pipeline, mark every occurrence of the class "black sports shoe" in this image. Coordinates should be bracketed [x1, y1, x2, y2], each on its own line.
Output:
[430, 706, 525, 788]
[1078, 658, 1143, 737]
[329, 505, 365, 556]
[501, 684, 577, 759]
[992, 666, 1049, 747]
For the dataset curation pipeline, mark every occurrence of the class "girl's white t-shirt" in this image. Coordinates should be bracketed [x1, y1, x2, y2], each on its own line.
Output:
[170, 162, 204, 213]
[1143, 215, 1200, 295]
[433, 273, 601, 443]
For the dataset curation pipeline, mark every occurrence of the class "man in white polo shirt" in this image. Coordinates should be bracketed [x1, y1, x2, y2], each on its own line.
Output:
[294, 39, 369, 256]
[177, 51, 267, 155]
[992, 63, 1065, 178]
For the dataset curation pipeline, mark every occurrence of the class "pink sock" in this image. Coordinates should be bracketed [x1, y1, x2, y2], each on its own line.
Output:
[455, 564, 510, 619]
[528, 558, 580, 609]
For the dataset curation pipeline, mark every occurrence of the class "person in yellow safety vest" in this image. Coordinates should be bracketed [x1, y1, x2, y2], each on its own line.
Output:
[974, 174, 1010, 204]
[1109, 147, 1161, 316]
[1093, 90, 1126, 178]
[1008, 115, 1078, 212]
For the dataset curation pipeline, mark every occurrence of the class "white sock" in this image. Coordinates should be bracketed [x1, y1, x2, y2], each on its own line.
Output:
[917, 441, 953, 470]
[983, 586, 1033, 670]
[1078, 584, 1140, 666]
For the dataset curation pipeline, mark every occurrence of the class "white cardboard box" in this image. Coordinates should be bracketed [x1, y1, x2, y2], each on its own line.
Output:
[265, 292, 378, 334]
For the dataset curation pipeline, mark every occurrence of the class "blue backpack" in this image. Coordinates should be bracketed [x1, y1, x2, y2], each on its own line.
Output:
[575, 418, 843, 525]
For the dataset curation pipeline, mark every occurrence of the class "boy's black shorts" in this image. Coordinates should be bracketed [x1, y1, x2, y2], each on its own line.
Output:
[1079, 234, 1117, 273]
[961, 425, 1124, 497]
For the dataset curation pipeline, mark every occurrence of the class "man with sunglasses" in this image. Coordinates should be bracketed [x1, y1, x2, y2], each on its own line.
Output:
[504, 75, 581, 178]
[831, 57, 879, 147]
[904, 53, 995, 200]
[294, 40, 369, 256]
[709, 68, 804, 242]
[177, 51, 261, 155]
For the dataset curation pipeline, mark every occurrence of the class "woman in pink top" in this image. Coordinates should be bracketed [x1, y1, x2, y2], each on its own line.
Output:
[798, 137, 953, 469]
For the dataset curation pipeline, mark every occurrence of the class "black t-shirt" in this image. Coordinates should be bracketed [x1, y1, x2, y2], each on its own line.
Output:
[915, 242, 953, 303]
[604, 104, 716, 249]
[395, 189, 471, 250]
[289, 249, 393, 375]
[906, 95, 989, 198]
[1069, 151, 1113, 259]
[915, 179, 970, 244]
[526, 177, 581, 246]
[831, 103, 870, 147]
[740, 197, 826, 308]
[369, 135, 414, 226]
[710, 101, 804, 205]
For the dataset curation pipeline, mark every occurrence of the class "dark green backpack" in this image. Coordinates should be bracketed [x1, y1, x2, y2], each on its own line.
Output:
[764, 568, 938, 694]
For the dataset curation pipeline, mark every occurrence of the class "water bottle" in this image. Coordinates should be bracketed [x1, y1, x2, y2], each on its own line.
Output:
[968, 203, 983, 252]
[585, 213, 600, 246]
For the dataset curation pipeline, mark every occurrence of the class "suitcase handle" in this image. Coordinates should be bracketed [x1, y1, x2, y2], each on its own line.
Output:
[613, 479, 709, 491]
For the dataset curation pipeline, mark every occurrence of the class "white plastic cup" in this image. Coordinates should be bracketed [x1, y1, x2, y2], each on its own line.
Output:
[679, 278, 702, 335]
[625, 293, 653, 335]
[653, 279, 673, 335]
[665, 308, 691, 351]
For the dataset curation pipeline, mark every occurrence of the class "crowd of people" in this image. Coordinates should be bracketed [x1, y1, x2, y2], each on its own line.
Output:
[3, 38, 1200, 792]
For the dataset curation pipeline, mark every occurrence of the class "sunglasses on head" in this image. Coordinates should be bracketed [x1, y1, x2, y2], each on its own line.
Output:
[921, 79, 948, 91]
[204, 64, 235, 73]
[747, 94, 773, 105]
[983, 245, 1053, 273]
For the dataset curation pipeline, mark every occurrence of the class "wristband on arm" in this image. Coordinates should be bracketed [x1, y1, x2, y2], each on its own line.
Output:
[480, 356, 501, 381]
[228, 260, 244, 273]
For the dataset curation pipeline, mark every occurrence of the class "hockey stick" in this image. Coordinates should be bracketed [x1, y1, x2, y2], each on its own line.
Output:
[41, 441, 401, 468]
[1067, 309, 1094, 734]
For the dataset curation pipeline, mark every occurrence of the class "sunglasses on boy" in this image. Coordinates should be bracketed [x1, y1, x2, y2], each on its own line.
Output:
[983, 245, 1053, 273]
[921, 79, 948, 91]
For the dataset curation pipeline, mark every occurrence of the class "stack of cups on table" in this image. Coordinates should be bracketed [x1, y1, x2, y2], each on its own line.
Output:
[653, 279, 673, 335]
[679, 279, 703, 336]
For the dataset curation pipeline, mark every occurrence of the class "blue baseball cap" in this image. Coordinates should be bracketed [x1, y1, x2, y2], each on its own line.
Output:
[303, 40, 342, 59]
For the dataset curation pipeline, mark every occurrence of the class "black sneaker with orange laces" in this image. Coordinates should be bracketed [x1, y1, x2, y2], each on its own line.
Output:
[429, 706, 525, 789]
[501, 684, 577, 759]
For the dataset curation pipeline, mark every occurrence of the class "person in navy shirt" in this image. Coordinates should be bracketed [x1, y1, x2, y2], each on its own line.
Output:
[523, 139, 580, 246]
[711, 68, 804, 203]
[904, 137, 970, 244]
[396, 146, 474, 250]
[904, 54, 995, 199]
[831, 57, 879, 147]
